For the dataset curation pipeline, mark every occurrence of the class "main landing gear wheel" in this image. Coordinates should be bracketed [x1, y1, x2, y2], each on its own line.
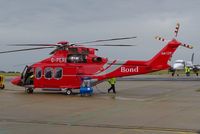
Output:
[0, 85, 5, 90]
[25, 88, 34, 94]
[65, 89, 72, 95]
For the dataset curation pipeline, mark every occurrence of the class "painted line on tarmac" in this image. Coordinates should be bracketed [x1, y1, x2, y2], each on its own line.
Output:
[118, 77, 200, 81]
[0, 118, 198, 133]
[6, 77, 200, 82]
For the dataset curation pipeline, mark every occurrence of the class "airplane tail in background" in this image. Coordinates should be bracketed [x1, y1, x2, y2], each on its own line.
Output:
[147, 40, 181, 71]
[191, 53, 194, 64]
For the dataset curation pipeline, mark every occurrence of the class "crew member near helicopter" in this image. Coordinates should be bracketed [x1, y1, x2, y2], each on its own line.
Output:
[107, 77, 116, 93]
[185, 66, 191, 77]
[24, 66, 34, 85]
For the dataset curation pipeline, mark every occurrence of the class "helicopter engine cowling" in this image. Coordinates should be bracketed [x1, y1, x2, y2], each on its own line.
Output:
[92, 57, 102, 63]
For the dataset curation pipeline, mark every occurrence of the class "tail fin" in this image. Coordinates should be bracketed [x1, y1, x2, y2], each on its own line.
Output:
[191, 53, 194, 64]
[147, 39, 181, 71]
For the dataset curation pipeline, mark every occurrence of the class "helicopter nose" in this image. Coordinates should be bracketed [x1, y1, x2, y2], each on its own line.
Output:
[11, 76, 22, 86]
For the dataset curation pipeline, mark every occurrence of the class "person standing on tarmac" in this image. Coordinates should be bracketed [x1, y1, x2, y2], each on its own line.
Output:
[185, 66, 191, 77]
[107, 78, 116, 93]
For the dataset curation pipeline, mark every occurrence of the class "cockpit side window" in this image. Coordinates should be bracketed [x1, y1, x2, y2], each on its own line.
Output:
[54, 68, 63, 79]
[35, 67, 42, 79]
[45, 67, 53, 79]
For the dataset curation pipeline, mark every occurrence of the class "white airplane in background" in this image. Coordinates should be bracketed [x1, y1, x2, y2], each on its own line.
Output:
[169, 53, 200, 76]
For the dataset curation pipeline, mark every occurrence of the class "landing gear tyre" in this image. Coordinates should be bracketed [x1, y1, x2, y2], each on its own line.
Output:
[65, 89, 72, 95]
[26, 88, 34, 94]
[0, 85, 5, 90]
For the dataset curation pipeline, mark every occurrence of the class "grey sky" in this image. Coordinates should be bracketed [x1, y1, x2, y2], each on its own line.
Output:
[0, 0, 200, 71]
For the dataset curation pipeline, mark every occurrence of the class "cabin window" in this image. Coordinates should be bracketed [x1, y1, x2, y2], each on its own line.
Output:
[44, 67, 53, 79]
[54, 68, 63, 79]
[35, 67, 42, 79]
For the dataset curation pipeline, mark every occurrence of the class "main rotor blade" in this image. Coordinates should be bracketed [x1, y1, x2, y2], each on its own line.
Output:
[89, 44, 136, 47]
[0, 46, 54, 54]
[49, 49, 58, 55]
[8, 44, 59, 47]
[75, 36, 137, 44]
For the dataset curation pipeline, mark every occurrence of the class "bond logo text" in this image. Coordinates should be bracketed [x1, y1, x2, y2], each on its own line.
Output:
[121, 66, 139, 73]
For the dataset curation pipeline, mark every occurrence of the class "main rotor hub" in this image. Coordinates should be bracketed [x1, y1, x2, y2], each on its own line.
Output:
[57, 41, 69, 45]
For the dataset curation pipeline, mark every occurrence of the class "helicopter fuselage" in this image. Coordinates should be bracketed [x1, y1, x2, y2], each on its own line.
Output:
[11, 40, 181, 89]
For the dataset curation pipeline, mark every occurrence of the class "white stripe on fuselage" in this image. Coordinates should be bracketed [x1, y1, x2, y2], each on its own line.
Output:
[95, 60, 126, 76]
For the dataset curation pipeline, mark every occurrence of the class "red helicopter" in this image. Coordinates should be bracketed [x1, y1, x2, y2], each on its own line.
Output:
[0, 23, 193, 95]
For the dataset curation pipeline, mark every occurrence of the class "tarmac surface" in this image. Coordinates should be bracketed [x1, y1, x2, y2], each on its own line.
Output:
[1, 75, 200, 134]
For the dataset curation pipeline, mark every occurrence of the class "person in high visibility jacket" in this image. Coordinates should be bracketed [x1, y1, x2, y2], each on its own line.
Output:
[107, 78, 116, 93]
[185, 66, 191, 77]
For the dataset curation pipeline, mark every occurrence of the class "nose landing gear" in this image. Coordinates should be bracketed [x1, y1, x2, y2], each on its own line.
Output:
[25, 87, 34, 94]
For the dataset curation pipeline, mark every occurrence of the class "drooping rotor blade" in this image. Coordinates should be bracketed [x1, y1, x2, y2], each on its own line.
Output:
[181, 43, 193, 49]
[89, 44, 136, 47]
[49, 49, 58, 55]
[155, 36, 167, 42]
[174, 23, 180, 37]
[0, 46, 54, 54]
[8, 44, 59, 47]
[75, 36, 137, 44]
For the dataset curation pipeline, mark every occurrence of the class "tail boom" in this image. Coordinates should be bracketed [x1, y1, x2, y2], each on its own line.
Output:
[94, 39, 181, 80]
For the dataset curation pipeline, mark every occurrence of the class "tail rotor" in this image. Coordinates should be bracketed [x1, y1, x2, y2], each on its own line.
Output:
[181, 43, 193, 49]
[155, 36, 167, 42]
[174, 23, 180, 38]
[155, 23, 193, 49]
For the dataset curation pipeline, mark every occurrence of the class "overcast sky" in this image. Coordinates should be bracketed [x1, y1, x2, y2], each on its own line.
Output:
[0, 0, 200, 71]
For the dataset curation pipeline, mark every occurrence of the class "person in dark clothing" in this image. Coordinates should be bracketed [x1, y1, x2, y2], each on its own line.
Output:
[107, 78, 116, 93]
